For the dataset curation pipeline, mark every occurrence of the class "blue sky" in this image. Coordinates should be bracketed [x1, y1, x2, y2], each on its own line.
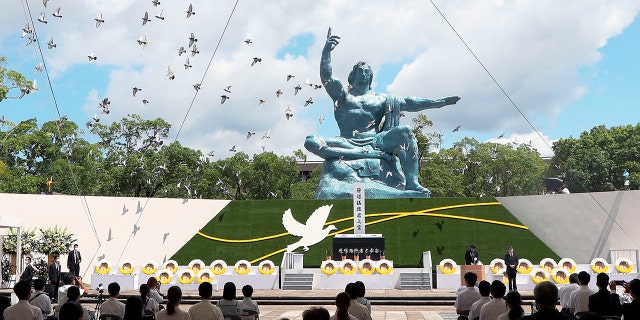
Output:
[1, 1, 639, 159]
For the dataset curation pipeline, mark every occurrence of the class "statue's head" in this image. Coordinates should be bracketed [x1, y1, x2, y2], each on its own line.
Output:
[348, 61, 373, 90]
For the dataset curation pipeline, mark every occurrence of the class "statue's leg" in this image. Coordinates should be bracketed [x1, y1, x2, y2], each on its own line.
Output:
[378, 127, 429, 193]
[304, 135, 378, 160]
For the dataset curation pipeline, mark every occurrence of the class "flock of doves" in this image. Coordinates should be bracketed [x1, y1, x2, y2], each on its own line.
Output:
[19, 0, 330, 159]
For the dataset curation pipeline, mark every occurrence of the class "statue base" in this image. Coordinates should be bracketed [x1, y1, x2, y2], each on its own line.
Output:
[314, 158, 430, 199]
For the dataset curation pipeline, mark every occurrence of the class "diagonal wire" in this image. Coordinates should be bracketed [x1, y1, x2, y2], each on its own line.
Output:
[426, 0, 640, 250]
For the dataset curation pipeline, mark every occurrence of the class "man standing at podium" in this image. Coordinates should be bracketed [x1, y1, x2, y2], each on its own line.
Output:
[504, 246, 519, 291]
[465, 244, 479, 265]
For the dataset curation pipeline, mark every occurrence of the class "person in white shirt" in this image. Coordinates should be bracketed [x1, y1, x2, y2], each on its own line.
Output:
[100, 282, 126, 319]
[496, 290, 524, 320]
[330, 292, 357, 320]
[66, 286, 90, 320]
[455, 272, 481, 318]
[469, 281, 491, 320]
[57, 274, 86, 318]
[3, 281, 43, 320]
[156, 286, 190, 320]
[569, 271, 594, 318]
[480, 280, 507, 320]
[147, 277, 165, 306]
[240, 285, 259, 320]
[188, 282, 223, 320]
[29, 279, 52, 318]
[559, 273, 579, 314]
[354, 281, 372, 314]
[140, 284, 160, 315]
[345, 283, 371, 320]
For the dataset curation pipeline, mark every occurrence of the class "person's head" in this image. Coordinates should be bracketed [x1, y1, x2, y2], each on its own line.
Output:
[628, 279, 640, 299]
[505, 290, 523, 320]
[345, 282, 358, 299]
[569, 273, 579, 284]
[123, 296, 144, 320]
[533, 281, 559, 308]
[478, 280, 491, 297]
[347, 61, 373, 91]
[63, 272, 76, 285]
[67, 285, 81, 301]
[578, 271, 591, 285]
[596, 272, 610, 288]
[508, 246, 514, 254]
[166, 286, 182, 315]
[335, 292, 351, 311]
[354, 281, 366, 298]
[54, 254, 60, 263]
[490, 280, 507, 299]
[139, 284, 150, 300]
[199, 282, 213, 299]
[25, 256, 32, 264]
[13, 281, 31, 300]
[222, 281, 236, 300]
[33, 278, 46, 291]
[302, 307, 330, 320]
[146, 276, 159, 289]
[73, 244, 78, 250]
[108, 282, 120, 297]
[470, 244, 477, 250]
[464, 272, 478, 287]
[59, 301, 84, 320]
[242, 285, 253, 298]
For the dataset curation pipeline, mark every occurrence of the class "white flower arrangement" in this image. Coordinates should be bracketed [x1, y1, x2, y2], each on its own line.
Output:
[339, 259, 357, 275]
[551, 268, 569, 284]
[95, 260, 112, 275]
[118, 260, 135, 275]
[530, 267, 550, 284]
[539, 258, 557, 272]
[516, 258, 533, 274]
[490, 258, 506, 274]
[258, 260, 275, 275]
[321, 260, 338, 275]
[234, 260, 251, 275]
[177, 269, 195, 284]
[439, 259, 457, 275]
[376, 259, 393, 275]
[558, 258, 577, 273]
[358, 259, 375, 275]
[591, 258, 609, 273]
[615, 257, 633, 274]
[162, 260, 179, 273]
[196, 269, 214, 283]
[210, 260, 227, 275]
[155, 269, 173, 285]
[141, 260, 158, 275]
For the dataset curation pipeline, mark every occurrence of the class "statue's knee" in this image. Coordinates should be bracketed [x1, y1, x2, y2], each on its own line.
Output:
[304, 135, 319, 151]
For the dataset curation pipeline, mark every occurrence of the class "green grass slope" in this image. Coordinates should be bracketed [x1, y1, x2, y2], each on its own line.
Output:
[172, 198, 558, 268]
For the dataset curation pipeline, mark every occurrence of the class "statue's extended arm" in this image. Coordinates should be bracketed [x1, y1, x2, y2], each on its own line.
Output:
[321, 27, 344, 101]
[401, 96, 461, 112]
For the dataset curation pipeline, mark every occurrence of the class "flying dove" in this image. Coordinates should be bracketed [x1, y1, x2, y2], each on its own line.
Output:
[453, 125, 461, 132]
[178, 46, 186, 56]
[193, 83, 201, 91]
[188, 33, 198, 47]
[190, 44, 199, 56]
[152, 0, 160, 6]
[285, 105, 293, 120]
[132, 87, 142, 97]
[286, 74, 295, 81]
[184, 57, 192, 69]
[47, 38, 56, 49]
[166, 65, 175, 80]
[276, 89, 283, 97]
[319, 113, 324, 124]
[52, 7, 62, 18]
[261, 129, 271, 141]
[251, 57, 262, 66]
[282, 205, 337, 252]
[142, 11, 150, 25]
[294, 85, 302, 95]
[186, 4, 195, 18]
[246, 132, 255, 140]
[229, 145, 236, 152]
[95, 11, 104, 28]
[37, 12, 47, 23]
[142, 99, 149, 106]
[155, 10, 164, 20]
[88, 52, 97, 61]
[258, 99, 267, 106]
[223, 86, 231, 93]
[304, 97, 313, 107]
[43, 0, 49, 7]
[220, 95, 229, 104]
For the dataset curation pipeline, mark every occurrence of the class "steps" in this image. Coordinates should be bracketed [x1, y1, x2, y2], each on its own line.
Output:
[281, 273, 314, 290]
[400, 272, 431, 290]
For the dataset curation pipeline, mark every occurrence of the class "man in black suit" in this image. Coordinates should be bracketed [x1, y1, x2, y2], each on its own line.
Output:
[18, 256, 35, 284]
[622, 279, 640, 319]
[588, 273, 621, 317]
[67, 243, 82, 277]
[504, 246, 518, 291]
[48, 254, 62, 301]
[522, 281, 573, 320]
[465, 244, 479, 265]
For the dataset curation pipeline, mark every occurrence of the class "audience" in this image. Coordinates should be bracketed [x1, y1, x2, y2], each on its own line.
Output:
[569, 271, 594, 318]
[522, 281, 572, 320]
[58, 301, 84, 320]
[455, 272, 480, 318]
[497, 290, 523, 320]
[188, 282, 223, 320]
[331, 292, 356, 320]
[480, 280, 507, 320]
[65, 286, 90, 320]
[218, 282, 241, 320]
[354, 281, 371, 314]
[100, 282, 126, 319]
[140, 284, 160, 315]
[344, 283, 371, 320]
[3, 280, 42, 320]
[468, 280, 491, 320]
[558, 273, 579, 314]
[29, 278, 53, 318]
[622, 279, 640, 319]
[156, 286, 190, 320]
[147, 277, 165, 305]
[123, 296, 144, 320]
[303, 307, 331, 320]
[240, 285, 259, 320]
[588, 273, 621, 317]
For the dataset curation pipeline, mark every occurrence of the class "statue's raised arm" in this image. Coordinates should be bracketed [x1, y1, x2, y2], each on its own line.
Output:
[400, 95, 461, 112]
[320, 27, 346, 101]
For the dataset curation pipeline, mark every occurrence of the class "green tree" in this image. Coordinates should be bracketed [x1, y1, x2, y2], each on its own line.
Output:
[0, 56, 31, 102]
[247, 152, 299, 199]
[291, 164, 323, 199]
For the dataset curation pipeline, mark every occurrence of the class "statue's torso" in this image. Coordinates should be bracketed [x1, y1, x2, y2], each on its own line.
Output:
[335, 92, 387, 137]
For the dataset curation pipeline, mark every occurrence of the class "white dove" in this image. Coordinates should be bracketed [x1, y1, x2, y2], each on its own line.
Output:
[282, 205, 336, 252]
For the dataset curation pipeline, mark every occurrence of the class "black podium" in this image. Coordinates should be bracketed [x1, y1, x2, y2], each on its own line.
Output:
[332, 234, 385, 261]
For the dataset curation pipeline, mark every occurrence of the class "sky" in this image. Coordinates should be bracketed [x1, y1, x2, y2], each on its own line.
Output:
[1, 0, 639, 160]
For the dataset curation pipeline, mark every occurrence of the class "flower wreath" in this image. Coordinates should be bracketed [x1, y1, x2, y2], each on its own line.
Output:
[155, 269, 173, 285]
[142, 260, 158, 275]
[558, 258, 577, 273]
[234, 260, 251, 275]
[591, 258, 609, 273]
[210, 260, 227, 275]
[358, 259, 375, 275]
[188, 259, 206, 274]
[177, 269, 195, 284]
[516, 258, 533, 274]
[95, 260, 112, 275]
[551, 268, 570, 284]
[539, 258, 557, 273]
[321, 260, 338, 275]
[530, 267, 550, 284]
[162, 260, 179, 274]
[119, 260, 135, 275]
[258, 260, 275, 275]
[490, 258, 506, 274]
[439, 259, 457, 275]
[376, 259, 393, 275]
[196, 270, 214, 283]
[340, 259, 357, 275]
[615, 257, 634, 274]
